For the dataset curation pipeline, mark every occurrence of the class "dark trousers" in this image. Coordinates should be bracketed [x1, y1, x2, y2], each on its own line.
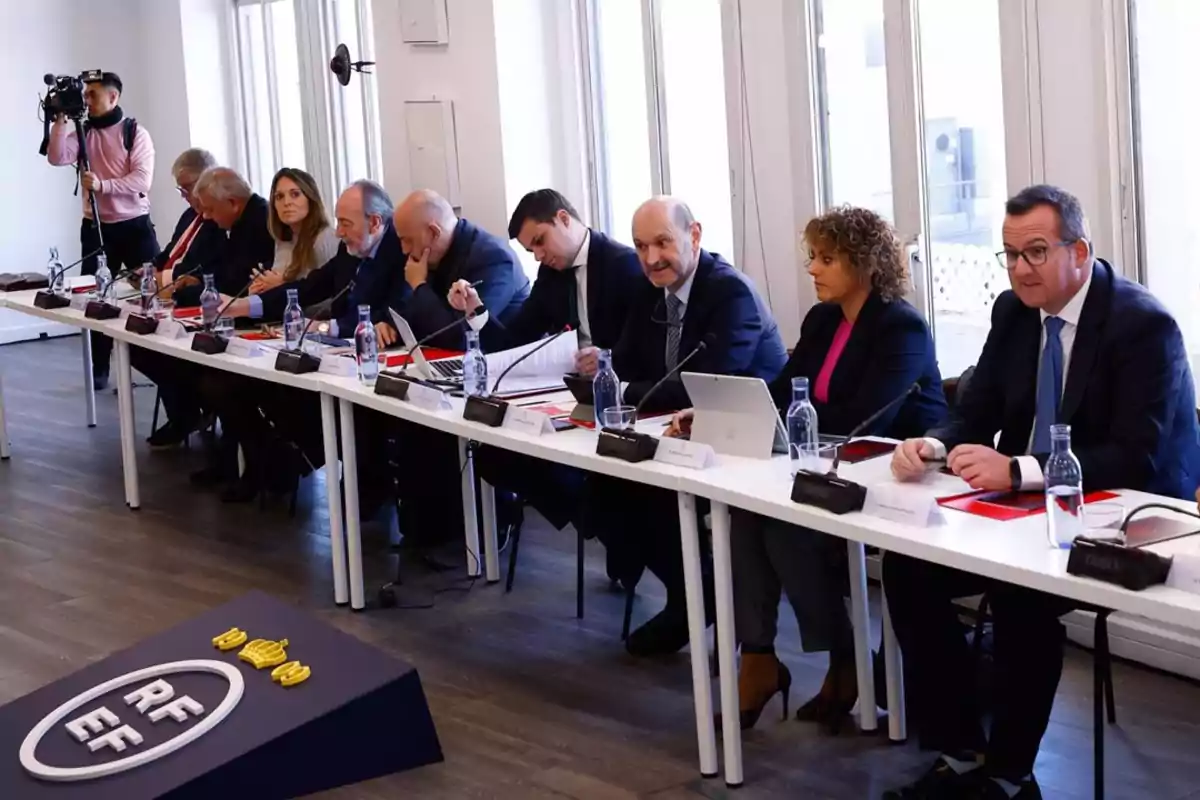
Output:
[80, 215, 160, 375]
[389, 421, 465, 546]
[129, 348, 203, 429]
[472, 447, 585, 531]
[883, 553, 1075, 780]
[731, 509, 852, 655]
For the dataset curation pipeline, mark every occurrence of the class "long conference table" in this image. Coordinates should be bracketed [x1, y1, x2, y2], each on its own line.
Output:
[4, 288, 1200, 791]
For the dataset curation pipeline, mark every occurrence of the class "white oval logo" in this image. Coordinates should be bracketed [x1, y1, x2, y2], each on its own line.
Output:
[20, 660, 244, 782]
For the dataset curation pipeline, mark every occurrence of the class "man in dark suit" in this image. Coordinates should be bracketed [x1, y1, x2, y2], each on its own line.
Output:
[585, 196, 788, 656]
[445, 189, 645, 536]
[885, 185, 1200, 800]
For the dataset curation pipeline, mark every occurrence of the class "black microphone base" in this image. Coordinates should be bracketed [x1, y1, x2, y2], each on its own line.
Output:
[34, 290, 71, 309]
[275, 349, 321, 374]
[191, 330, 230, 354]
[125, 312, 158, 334]
[84, 300, 121, 320]
[1067, 538, 1172, 591]
[596, 427, 658, 462]
[463, 395, 508, 427]
[375, 371, 418, 401]
[791, 470, 868, 514]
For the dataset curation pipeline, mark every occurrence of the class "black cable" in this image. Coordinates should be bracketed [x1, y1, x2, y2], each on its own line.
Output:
[1118, 502, 1200, 546]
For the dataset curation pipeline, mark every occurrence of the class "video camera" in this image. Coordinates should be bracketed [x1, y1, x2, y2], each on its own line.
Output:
[41, 70, 103, 121]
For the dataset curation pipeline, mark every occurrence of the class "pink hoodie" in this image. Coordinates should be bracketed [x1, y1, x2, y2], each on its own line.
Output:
[48, 119, 155, 223]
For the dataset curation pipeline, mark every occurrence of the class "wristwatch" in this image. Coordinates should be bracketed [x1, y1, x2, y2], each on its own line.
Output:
[1009, 458, 1021, 491]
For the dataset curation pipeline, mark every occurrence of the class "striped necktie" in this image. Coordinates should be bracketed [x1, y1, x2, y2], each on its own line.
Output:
[665, 293, 683, 371]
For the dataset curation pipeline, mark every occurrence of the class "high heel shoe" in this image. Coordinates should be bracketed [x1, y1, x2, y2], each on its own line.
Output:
[794, 655, 858, 735]
[722, 652, 793, 731]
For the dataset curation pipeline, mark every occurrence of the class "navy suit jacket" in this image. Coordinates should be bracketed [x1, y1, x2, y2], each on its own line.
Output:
[612, 250, 788, 413]
[393, 218, 531, 351]
[774, 292, 947, 438]
[930, 259, 1200, 499]
[258, 222, 407, 334]
[152, 207, 227, 306]
[485, 230, 643, 350]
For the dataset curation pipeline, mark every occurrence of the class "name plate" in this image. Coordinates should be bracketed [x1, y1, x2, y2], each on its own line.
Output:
[223, 337, 262, 359]
[653, 437, 715, 470]
[69, 294, 91, 312]
[501, 406, 554, 437]
[1166, 552, 1200, 595]
[155, 319, 187, 340]
[318, 354, 359, 378]
[862, 483, 936, 527]
[406, 382, 449, 412]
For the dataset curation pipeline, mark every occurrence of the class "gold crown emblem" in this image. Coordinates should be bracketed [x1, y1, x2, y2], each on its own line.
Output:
[212, 627, 248, 651]
[238, 638, 290, 669]
[270, 661, 312, 687]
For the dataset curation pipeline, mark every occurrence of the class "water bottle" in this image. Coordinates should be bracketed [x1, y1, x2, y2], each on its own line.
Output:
[283, 289, 304, 351]
[354, 305, 379, 386]
[786, 376, 820, 476]
[200, 274, 220, 328]
[139, 263, 158, 314]
[462, 329, 489, 397]
[94, 253, 113, 302]
[48, 247, 65, 294]
[1045, 423, 1085, 549]
[592, 349, 619, 426]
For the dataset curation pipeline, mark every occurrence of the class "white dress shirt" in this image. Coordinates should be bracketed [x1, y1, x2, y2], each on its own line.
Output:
[574, 229, 592, 346]
[925, 267, 1094, 490]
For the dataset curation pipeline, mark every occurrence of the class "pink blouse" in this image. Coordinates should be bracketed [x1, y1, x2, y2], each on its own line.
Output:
[814, 319, 853, 403]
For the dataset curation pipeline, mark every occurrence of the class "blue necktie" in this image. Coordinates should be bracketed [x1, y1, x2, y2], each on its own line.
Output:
[1032, 316, 1065, 453]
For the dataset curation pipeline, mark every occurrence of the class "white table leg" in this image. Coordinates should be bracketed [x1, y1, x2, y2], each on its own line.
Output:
[678, 492, 719, 779]
[709, 500, 742, 786]
[882, 590, 907, 742]
[320, 393, 348, 606]
[338, 399, 365, 610]
[847, 539, 878, 732]
[114, 341, 139, 509]
[458, 438, 482, 578]
[481, 479, 500, 583]
[0, 371, 10, 460]
[81, 330, 97, 428]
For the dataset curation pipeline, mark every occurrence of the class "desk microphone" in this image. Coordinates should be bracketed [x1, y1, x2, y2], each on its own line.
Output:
[791, 381, 921, 514]
[375, 307, 486, 400]
[33, 248, 104, 309]
[596, 334, 715, 463]
[125, 262, 208, 334]
[84, 262, 146, 320]
[275, 278, 358, 374]
[191, 277, 255, 354]
[462, 325, 572, 426]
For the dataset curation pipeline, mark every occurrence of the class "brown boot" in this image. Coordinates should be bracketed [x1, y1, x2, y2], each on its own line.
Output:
[731, 652, 792, 730]
[794, 653, 858, 734]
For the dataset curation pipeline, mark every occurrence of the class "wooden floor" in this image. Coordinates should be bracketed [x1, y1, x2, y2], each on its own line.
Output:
[3, 336, 1200, 799]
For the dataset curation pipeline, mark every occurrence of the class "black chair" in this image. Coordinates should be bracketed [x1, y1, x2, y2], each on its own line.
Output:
[504, 504, 587, 621]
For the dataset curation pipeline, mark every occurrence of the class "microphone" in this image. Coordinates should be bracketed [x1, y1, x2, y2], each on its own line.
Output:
[790, 382, 921, 514]
[275, 279, 357, 374]
[191, 277, 255, 355]
[83, 262, 143, 320]
[375, 307, 486, 401]
[33, 248, 104, 308]
[596, 335, 715, 463]
[125, 262, 207, 334]
[462, 325, 573, 427]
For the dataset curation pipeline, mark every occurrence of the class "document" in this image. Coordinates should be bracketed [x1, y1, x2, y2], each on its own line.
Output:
[484, 330, 579, 396]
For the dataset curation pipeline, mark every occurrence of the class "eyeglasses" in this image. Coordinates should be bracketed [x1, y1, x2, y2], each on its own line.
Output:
[176, 184, 195, 199]
[995, 240, 1077, 270]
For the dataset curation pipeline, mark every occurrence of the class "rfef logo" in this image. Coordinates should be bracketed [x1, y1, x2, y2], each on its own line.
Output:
[19, 660, 244, 782]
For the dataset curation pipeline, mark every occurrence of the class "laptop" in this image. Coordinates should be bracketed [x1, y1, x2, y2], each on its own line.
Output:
[388, 310, 464, 382]
[680, 373, 789, 459]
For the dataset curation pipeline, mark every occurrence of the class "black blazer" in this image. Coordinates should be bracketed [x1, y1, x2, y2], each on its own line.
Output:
[773, 293, 947, 438]
[259, 222, 407, 334]
[486, 230, 643, 350]
[217, 193, 274, 293]
[154, 207, 230, 306]
[392, 218, 531, 350]
[613, 250, 788, 413]
[932, 259, 1200, 499]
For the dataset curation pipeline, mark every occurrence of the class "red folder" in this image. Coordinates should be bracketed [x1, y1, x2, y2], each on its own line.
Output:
[938, 489, 1120, 521]
[382, 348, 461, 368]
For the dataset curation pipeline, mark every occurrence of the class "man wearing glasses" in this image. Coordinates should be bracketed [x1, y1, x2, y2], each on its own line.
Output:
[884, 185, 1200, 799]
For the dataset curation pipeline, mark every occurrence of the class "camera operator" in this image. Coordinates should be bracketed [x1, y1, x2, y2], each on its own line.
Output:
[46, 72, 158, 390]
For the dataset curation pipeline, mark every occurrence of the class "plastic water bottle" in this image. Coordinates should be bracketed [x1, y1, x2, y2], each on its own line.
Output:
[1045, 423, 1085, 549]
[94, 253, 113, 302]
[282, 288, 304, 351]
[786, 376, 820, 476]
[200, 274, 220, 328]
[462, 329, 489, 397]
[592, 349, 619, 426]
[354, 305, 379, 386]
[139, 262, 158, 314]
[48, 247, 65, 294]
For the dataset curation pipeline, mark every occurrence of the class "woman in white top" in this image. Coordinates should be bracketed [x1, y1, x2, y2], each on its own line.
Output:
[250, 167, 340, 295]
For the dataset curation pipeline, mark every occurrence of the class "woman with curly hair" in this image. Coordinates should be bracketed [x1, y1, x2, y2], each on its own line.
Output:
[670, 206, 946, 733]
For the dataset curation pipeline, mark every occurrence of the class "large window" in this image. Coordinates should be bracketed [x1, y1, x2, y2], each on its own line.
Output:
[234, 0, 381, 203]
[586, 0, 734, 257]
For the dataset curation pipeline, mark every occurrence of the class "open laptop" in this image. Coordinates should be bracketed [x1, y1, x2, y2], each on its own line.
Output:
[680, 373, 789, 459]
[389, 310, 464, 382]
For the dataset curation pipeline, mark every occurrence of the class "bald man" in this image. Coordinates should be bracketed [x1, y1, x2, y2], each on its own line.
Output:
[585, 196, 788, 657]
[385, 189, 529, 350]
